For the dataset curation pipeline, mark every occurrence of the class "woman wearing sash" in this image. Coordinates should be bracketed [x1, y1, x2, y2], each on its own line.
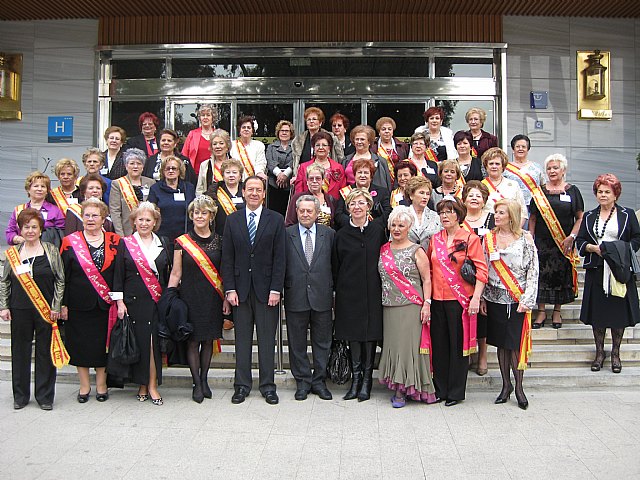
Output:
[293, 131, 346, 201]
[230, 115, 267, 181]
[60, 199, 119, 403]
[266, 120, 295, 216]
[465, 107, 498, 160]
[48, 158, 81, 213]
[503, 135, 544, 215]
[286, 164, 337, 228]
[144, 129, 196, 186]
[103, 126, 127, 180]
[168, 196, 231, 402]
[181, 104, 217, 176]
[431, 160, 464, 205]
[109, 148, 156, 237]
[427, 197, 487, 406]
[1, 208, 65, 410]
[405, 176, 441, 250]
[482, 199, 538, 409]
[372, 117, 410, 171]
[414, 106, 457, 161]
[576, 174, 640, 374]
[196, 128, 234, 196]
[333, 188, 387, 402]
[113, 202, 170, 405]
[408, 132, 440, 190]
[481, 147, 527, 223]
[80, 148, 112, 204]
[342, 125, 392, 192]
[390, 160, 417, 208]
[454, 130, 485, 182]
[529, 154, 584, 329]
[6, 171, 65, 246]
[64, 173, 115, 236]
[206, 158, 245, 237]
[378, 207, 437, 407]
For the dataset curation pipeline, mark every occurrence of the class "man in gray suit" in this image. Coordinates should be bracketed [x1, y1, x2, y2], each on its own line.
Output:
[284, 195, 335, 401]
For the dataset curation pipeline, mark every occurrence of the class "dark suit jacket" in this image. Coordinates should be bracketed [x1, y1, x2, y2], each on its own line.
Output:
[334, 183, 392, 230]
[468, 129, 498, 160]
[125, 134, 159, 157]
[221, 207, 286, 303]
[284, 224, 335, 312]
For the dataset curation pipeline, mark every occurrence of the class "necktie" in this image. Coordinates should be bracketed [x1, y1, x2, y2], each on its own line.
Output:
[304, 229, 313, 265]
[248, 211, 257, 245]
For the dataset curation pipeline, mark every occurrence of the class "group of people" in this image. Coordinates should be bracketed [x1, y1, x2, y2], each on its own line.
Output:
[2, 105, 639, 412]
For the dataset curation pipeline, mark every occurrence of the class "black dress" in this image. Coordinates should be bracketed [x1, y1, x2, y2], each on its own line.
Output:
[530, 184, 584, 305]
[175, 231, 224, 341]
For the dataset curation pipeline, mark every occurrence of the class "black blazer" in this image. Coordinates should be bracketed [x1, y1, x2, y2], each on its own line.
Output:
[143, 152, 197, 186]
[576, 205, 640, 269]
[468, 129, 498, 160]
[221, 208, 286, 303]
[334, 183, 392, 230]
[125, 134, 159, 157]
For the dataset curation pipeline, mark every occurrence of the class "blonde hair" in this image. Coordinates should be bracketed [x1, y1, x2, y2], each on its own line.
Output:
[129, 201, 161, 232]
[159, 156, 186, 181]
[494, 198, 522, 236]
[465, 107, 487, 126]
[344, 188, 374, 213]
[438, 159, 462, 180]
[54, 158, 80, 178]
[481, 147, 508, 170]
[24, 171, 51, 195]
[188, 195, 217, 220]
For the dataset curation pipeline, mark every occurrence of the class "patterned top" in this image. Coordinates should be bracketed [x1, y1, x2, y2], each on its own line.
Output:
[378, 243, 424, 307]
[408, 206, 442, 250]
[503, 161, 544, 207]
[483, 233, 539, 309]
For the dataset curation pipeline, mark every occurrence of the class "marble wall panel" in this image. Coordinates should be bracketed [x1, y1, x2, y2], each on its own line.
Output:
[33, 19, 98, 49]
[569, 18, 635, 49]
[566, 148, 638, 183]
[503, 17, 570, 46]
[32, 81, 95, 115]
[507, 78, 573, 113]
[35, 146, 93, 179]
[507, 45, 571, 80]
[570, 114, 636, 150]
[610, 80, 637, 115]
[506, 112, 572, 150]
[30, 113, 95, 148]
[34, 48, 96, 82]
[0, 110, 34, 148]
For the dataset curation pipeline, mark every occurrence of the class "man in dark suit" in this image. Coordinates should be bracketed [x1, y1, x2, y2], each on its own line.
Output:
[222, 176, 286, 405]
[284, 195, 336, 401]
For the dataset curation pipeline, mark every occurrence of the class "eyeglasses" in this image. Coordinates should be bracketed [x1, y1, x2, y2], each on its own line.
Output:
[314, 143, 329, 148]
[165, 166, 179, 171]
[412, 142, 426, 146]
[83, 214, 102, 219]
[307, 176, 323, 182]
[438, 210, 456, 216]
[142, 122, 155, 127]
[348, 201, 368, 208]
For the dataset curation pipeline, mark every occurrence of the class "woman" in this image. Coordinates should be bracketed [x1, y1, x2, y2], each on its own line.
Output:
[113, 202, 171, 405]
[293, 131, 346, 201]
[576, 174, 640, 374]
[266, 120, 295, 216]
[415, 106, 457, 161]
[454, 130, 485, 182]
[378, 207, 437, 407]
[481, 147, 527, 223]
[427, 197, 487, 406]
[196, 129, 234, 196]
[102, 126, 127, 180]
[230, 115, 267, 181]
[6, 171, 65, 246]
[503, 134, 544, 213]
[482, 199, 538, 410]
[408, 132, 440, 189]
[109, 148, 156, 237]
[168, 196, 231, 402]
[286, 164, 337, 228]
[529, 154, 584, 329]
[64, 173, 115, 235]
[332, 188, 387, 402]
[462, 180, 495, 376]
[125, 112, 160, 158]
[292, 107, 344, 174]
[465, 107, 498, 160]
[390, 160, 417, 208]
[373, 117, 410, 182]
[81, 148, 112, 203]
[144, 129, 197, 186]
[405, 176, 441, 250]
[148, 156, 196, 243]
[0, 208, 65, 410]
[181, 104, 217, 176]
[343, 125, 392, 192]
[60, 199, 119, 403]
[431, 160, 464, 205]
[48, 158, 81, 215]
[331, 113, 354, 157]
[205, 158, 245, 236]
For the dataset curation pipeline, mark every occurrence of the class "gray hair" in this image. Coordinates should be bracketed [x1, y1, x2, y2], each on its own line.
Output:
[544, 153, 568, 172]
[123, 148, 147, 167]
[306, 163, 326, 179]
[296, 194, 320, 212]
[210, 128, 232, 152]
[198, 104, 219, 122]
[387, 206, 414, 230]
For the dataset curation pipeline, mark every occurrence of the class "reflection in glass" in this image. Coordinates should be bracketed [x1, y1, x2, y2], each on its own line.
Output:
[435, 99, 495, 135]
[237, 103, 294, 142]
[173, 103, 231, 141]
[435, 58, 493, 78]
[304, 102, 361, 133]
[366, 103, 427, 140]
[111, 101, 165, 141]
[111, 60, 166, 79]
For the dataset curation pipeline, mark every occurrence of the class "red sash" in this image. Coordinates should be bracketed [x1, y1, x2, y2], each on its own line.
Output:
[217, 188, 238, 216]
[50, 187, 77, 215]
[377, 146, 395, 182]
[482, 177, 505, 202]
[505, 162, 539, 196]
[425, 148, 438, 162]
[122, 236, 162, 303]
[235, 140, 255, 177]
[176, 235, 224, 299]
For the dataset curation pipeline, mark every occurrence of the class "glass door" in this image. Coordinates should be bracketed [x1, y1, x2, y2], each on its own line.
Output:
[171, 100, 232, 142]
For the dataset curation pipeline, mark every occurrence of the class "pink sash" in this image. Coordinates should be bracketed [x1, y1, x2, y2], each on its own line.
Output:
[122, 236, 162, 303]
[68, 232, 118, 349]
[432, 231, 477, 356]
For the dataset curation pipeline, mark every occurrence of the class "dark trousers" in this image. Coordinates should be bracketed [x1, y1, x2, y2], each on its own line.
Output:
[11, 308, 56, 406]
[431, 300, 469, 401]
[285, 309, 332, 391]
[267, 185, 291, 218]
[233, 286, 279, 394]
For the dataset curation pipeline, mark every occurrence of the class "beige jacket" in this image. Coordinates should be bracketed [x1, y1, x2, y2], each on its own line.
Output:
[109, 176, 156, 236]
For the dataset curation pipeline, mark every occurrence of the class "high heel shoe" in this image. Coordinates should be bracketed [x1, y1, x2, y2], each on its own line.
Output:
[611, 353, 622, 373]
[516, 391, 529, 410]
[551, 308, 562, 329]
[532, 312, 546, 329]
[77, 388, 91, 404]
[494, 385, 513, 404]
[192, 383, 204, 404]
[591, 351, 606, 372]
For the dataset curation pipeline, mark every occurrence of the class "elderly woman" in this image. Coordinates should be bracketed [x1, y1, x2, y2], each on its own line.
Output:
[454, 130, 485, 182]
[0, 208, 65, 410]
[576, 174, 640, 374]
[378, 206, 437, 407]
[196, 128, 233, 196]
[293, 131, 346, 201]
[64, 174, 115, 236]
[206, 158, 245, 236]
[331, 113, 354, 157]
[292, 107, 344, 174]
[230, 115, 267, 181]
[391, 160, 417, 208]
[333, 188, 387, 402]
[181, 104, 217, 176]
[112, 202, 171, 405]
[144, 129, 196, 185]
[103, 126, 127, 180]
[529, 154, 584, 329]
[148, 156, 196, 242]
[408, 132, 440, 189]
[266, 120, 295, 216]
[125, 112, 160, 157]
[286, 164, 337, 228]
[6, 171, 65, 247]
[481, 147, 527, 223]
[343, 125, 392, 192]
[405, 176, 441, 250]
[431, 160, 464, 205]
[49, 158, 81, 215]
[428, 197, 487, 406]
[503, 134, 544, 213]
[168, 196, 230, 402]
[415, 106, 457, 161]
[109, 148, 156, 237]
[373, 117, 410, 178]
[482, 199, 538, 410]
[81, 148, 112, 203]
[60, 199, 119, 403]
[465, 107, 498, 160]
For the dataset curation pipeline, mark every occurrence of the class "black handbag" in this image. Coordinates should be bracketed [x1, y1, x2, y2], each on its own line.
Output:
[460, 234, 477, 285]
[629, 243, 640, 285]
[109, 313, 140, 365]
[326, 340, 352, 385]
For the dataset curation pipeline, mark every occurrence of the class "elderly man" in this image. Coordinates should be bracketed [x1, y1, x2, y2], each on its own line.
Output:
[284, 195, 336, 400]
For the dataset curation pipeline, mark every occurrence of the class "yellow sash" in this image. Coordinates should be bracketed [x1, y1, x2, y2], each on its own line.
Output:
[235, 140, 255, 177]
[50, 187, 75, 215]
[115, 177, 139, 212]
[176, 235, 224, 299]
[377, 146, 395, 182]
[505, 163, 539, 195]
[214, 164, 223, 182]
[14, 203, 27, 217]
[5, 247, 69, 368]
[460, 221, 473, 233]
[426, 148, 438, 162]
[339, 185, 353, 202]
[456, 176, 466, 192]
[390, 188, 403, 208]
[217, 188, 238, 216]
[482, 178, 504, 200]
[67, 202, 83, 221]
[485, 232, 531, 370]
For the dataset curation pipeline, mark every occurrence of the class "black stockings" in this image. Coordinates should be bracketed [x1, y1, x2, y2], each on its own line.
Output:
[496, 347, 526, 404]
[187, 339, 214, 385]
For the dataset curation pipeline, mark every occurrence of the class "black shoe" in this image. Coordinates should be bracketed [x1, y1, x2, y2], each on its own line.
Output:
[264, 391, 279, 405]
[343, 373, 362, 400]
[611, 353, 622, 373]
[96, 391, 109, 402]
[591, 351, 606, 372]
[13, 402, 27, 410]
[357, 370, 373, 402]
[444, 400, 459, 407]
[231, 387, 249, 404]
[192, 384, 204, 404]
[518, 399, 529, 410]
[39, 403, 53, 411]
[532, 321, 545, 329]
[201, 380, 212, 399]
[77, 388, 91, 404]
[294, 389, 309, 401]
[494, 386, 514, 404]
[311, 387, 333, 401]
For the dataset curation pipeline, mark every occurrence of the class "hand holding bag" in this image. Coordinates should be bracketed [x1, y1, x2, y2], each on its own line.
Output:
[109, 313, 140, 365]
[460, 234, 477, 285]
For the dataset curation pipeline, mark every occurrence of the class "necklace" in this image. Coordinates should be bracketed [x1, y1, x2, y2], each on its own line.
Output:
[466, 213, 483, 222]
[594, 206, 615, 238]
